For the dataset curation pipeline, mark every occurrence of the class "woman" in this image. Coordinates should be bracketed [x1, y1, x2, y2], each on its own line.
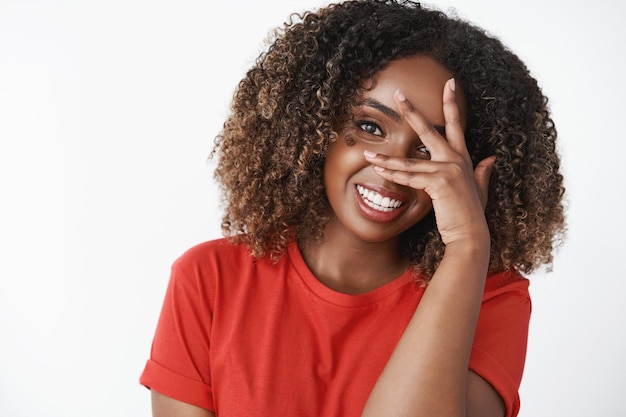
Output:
[140, 1, 565, 416]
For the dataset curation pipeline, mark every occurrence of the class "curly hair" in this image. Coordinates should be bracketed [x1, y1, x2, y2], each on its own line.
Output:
[212, 0, 566, 278]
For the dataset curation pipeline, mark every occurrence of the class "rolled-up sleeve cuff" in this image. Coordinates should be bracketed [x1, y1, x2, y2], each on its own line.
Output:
[470, 347, 520, 417]
[139, 359, 215, 412]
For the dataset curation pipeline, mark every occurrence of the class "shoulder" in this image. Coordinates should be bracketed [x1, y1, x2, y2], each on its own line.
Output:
[172, 237, 254, 274]
[479, 269, 531, 334]
[483, 269, 530, 302]
[478, 269, 532, 339]
[165, 238, 258, 295]
[169, 237, 290, 295]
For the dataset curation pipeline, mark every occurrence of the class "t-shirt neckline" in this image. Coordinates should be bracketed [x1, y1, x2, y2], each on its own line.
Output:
[287, 240, 420, 308]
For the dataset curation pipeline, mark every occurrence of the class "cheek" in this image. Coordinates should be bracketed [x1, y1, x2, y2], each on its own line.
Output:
[323, 141, 368, 182]
[414, 191, 433, 214]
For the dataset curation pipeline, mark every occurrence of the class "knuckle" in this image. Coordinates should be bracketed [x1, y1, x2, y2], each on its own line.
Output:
[447, 153, 466, 166]
[448, 162, 466, 178]
[403, 158, 417, 169]
[445, 116, 461, 126]
[391, 170, 408, 185]
[416, 124, 437, 137]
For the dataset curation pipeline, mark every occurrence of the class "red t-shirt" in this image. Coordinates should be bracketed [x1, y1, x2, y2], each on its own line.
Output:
[140, 238, 530, 416]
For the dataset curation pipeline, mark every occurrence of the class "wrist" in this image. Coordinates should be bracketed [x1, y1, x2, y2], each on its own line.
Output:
[443, 232, 491, 267]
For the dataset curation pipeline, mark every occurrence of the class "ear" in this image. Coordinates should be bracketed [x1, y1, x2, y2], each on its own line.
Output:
[474, 155, 496, 210]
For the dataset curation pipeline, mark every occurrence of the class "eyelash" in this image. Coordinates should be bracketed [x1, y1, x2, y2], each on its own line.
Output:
[355, 120, 430, 158]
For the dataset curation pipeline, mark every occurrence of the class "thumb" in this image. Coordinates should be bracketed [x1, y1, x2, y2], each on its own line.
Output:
[474, 155, 496, 210]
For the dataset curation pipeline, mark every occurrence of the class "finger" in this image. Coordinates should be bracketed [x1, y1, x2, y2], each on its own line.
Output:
[371, 164, 430, 190]
[442, 78, 469, 156]
[393, 89, 448, 157]
[474, 155, 496, 209]
[363, 150, 438, 174]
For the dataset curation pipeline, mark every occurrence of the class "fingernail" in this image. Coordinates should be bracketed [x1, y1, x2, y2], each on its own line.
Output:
[363, 150, 377, 158]
[394, 89, 407, 101]
[374, 165, 385, 172]
[449, 78, 456, 92]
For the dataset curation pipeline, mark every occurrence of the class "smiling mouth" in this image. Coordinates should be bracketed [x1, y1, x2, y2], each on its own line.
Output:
[356, 185, 405, 212]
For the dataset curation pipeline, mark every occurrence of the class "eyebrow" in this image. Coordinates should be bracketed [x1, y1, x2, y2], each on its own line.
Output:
[359, 97, 446, 136]
[360, 97, 402, 123]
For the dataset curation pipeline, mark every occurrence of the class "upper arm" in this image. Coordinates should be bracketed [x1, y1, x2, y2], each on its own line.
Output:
[151, 390, 215, 417]
[466, 370, 505, 417]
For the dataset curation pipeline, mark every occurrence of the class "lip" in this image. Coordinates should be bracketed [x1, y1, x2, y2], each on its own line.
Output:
[354, 183, 409, 223]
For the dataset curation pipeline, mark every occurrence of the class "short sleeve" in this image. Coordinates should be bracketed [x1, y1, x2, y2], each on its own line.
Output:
[140, 250, 215, 411]
[469, 271, 531, 417]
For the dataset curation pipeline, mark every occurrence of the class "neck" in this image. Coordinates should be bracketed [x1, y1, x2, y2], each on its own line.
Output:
[299, 219, 410, 295]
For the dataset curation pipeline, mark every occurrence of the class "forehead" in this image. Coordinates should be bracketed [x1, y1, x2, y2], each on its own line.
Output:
[361, 55, 467, 128]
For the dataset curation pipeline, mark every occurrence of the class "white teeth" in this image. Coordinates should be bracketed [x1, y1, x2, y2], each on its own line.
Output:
[356, 185, 403, 212]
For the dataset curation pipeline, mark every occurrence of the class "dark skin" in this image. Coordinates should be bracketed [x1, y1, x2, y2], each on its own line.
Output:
[356, 56, 499, 417]
[300, 225, 411, 294]
[151, 55, 503, 417]
[152, 371, 502, 417]
[302, 57, 444, 294]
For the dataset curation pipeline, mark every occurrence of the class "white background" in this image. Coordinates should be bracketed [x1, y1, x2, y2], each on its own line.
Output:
[1, 1, 624, 416]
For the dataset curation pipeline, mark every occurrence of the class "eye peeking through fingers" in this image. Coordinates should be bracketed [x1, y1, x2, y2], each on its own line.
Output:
[356, 120, 384, 137]
[416, 144, 431, 160]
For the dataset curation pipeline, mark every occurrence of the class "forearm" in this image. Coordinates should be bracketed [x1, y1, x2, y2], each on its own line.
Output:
[362, 238, 490, 417]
